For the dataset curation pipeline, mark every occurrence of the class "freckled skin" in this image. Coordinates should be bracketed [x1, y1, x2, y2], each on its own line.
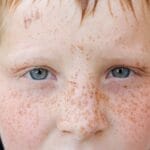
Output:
[24, 8, 41, 29]
[0, 0, 150, 150]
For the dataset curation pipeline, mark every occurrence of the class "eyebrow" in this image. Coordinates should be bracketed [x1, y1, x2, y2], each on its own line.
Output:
[99, 47, 150, 64]
[7, 43, 149, 65]
[7, 51, 150, 79]
[4, 46, 63, 70]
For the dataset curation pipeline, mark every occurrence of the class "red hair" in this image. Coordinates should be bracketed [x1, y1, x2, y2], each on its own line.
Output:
[0, 0, 150, 19]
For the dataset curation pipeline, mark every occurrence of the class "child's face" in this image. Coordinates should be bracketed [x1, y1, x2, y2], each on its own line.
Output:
[0, 0, 150, 150]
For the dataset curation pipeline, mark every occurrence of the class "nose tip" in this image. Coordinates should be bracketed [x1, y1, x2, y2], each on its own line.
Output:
[57, 111, 108, 140]
[73, 118, 107, 140]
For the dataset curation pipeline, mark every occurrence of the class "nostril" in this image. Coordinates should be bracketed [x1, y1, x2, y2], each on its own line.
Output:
[57, 120, 73, 134]
[95, 130, 102, 135]
[62, 130, 72, 134]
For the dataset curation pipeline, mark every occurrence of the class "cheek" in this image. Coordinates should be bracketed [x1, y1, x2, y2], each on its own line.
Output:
[108, 86, 150, 145]
[0, 87, 58, 148]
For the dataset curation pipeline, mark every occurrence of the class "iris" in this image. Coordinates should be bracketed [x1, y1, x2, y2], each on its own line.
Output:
[111, 67, 131, 78]
[29, 68, 49, 80]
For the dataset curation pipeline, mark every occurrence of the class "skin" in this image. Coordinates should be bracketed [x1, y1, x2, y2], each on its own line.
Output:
[0, 0, 150, 149]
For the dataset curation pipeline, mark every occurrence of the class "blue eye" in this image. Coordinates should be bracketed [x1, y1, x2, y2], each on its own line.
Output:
[29, 68, 49, 80]
[111, 67, 131, 78]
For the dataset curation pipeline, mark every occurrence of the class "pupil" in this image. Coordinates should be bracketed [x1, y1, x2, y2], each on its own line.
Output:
[37, 70, 42, 75]
[118, 69, 123, 74]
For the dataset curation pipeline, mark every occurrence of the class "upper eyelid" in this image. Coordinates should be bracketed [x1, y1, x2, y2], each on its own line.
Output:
[106, 65, 141, 74]
[12, 65, 57, 78]
[24, 66, 56, 75]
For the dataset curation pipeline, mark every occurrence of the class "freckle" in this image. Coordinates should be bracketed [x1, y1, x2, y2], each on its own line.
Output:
[130, 92, 136, 98]
[70, 44, 76, 54]
[136, 62, 140, 67]
[86, 53, 91, 61]
[96, 35, 101, 39]
[23, 8, 42, 29]
[24, 16, 32, 29]
[77, 45, 84, 53]
[68, 80, 77, 86]
[123, 85, 128, 88]
[90, 94, 93, 99]
[88, 36, 95, 42]
[83, 86, 86, 89]
[95, 90, 109, 102]
[31, 8, 41, 20]
[128, 114, 136, 123]
[26, 103, 31, 108]
[18, 110, 23, 115]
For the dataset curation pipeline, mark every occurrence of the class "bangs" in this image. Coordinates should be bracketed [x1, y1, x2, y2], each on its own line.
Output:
[77, 0, 150, 20]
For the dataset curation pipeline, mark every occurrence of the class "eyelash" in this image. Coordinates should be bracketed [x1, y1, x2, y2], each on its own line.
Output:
[22, 65, 139, 83]
[106, 66, 137, 79]
[106, 65, 138, 79]
[23, 66, 57, 81]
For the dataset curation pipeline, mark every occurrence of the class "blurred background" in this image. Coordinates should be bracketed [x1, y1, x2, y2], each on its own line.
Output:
[0, 138, 4, 150]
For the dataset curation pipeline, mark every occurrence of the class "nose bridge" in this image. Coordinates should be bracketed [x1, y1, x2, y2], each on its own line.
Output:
[70, 79, 105, 122]
[67, 77, 100, 114]
[57, 77, 108, 139]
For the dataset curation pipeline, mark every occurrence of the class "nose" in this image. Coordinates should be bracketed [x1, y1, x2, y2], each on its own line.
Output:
[57, 81, 108, 140]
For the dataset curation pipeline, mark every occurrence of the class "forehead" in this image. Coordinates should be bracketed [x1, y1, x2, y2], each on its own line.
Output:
[6, 0, 150, 31]
[2, 0, 150, 56]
